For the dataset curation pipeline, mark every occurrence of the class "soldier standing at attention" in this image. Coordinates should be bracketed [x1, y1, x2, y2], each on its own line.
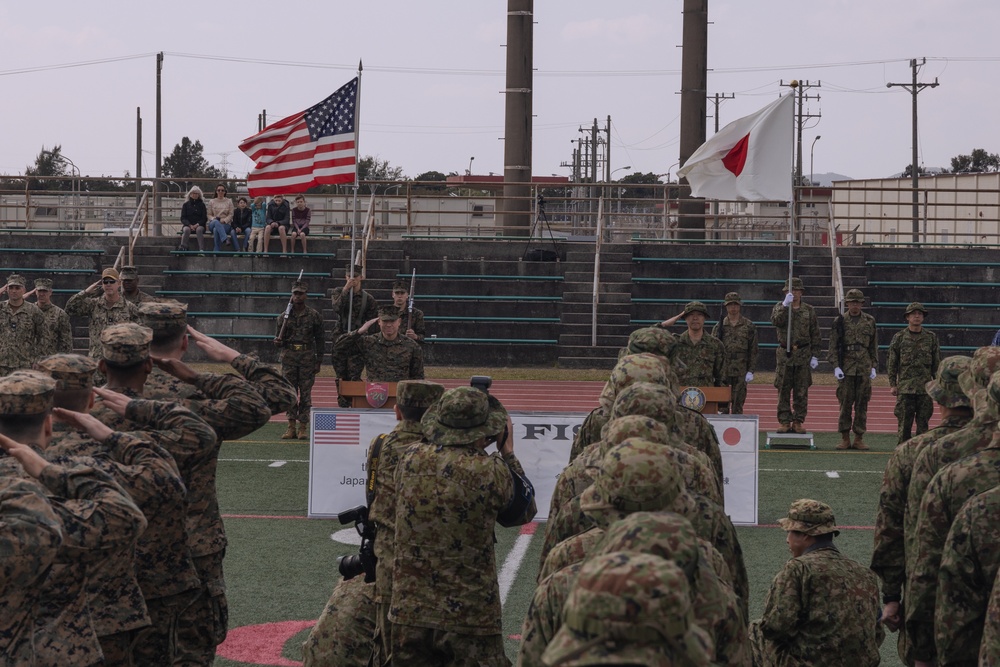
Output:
[828, 288, 879, 450]
[119, 266, 157, 304]
[274, 280, 325, 441]
[0, 274, 45, 376]
[711, 291, 758, 414]
[333, 305, 424, 384]
[771, 277, 821, 433]
[391, 278, 426, 343]
[888, 302, 940, 443]
[332, 265, 378, 407]
[33, 278, 72, 357]
[65, 267, 140, 361]
[749, 499, 883, 666]
[668, 300, 726, 388]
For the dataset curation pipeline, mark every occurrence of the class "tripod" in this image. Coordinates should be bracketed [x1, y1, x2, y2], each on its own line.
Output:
[521, 194, 560, 261]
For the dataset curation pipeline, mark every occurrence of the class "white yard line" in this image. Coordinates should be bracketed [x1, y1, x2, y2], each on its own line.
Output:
[499, 523, 537, 605]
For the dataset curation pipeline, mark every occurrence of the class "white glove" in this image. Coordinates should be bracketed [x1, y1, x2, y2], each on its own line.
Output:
[782, 292, 794, 308]
[834, 367, 845, 380]
[870, 367, 877, 380]
[810, 356, 819, 370]
[745, 371, 754, 383]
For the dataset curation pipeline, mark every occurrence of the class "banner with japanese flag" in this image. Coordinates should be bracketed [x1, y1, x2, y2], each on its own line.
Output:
[678, 93, 794, 202]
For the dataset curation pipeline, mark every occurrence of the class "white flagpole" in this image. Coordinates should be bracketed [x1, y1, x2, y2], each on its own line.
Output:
[347, 61, 363, 332]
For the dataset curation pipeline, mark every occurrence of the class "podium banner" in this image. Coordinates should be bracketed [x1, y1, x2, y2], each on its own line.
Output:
[308, 409, 758, 525]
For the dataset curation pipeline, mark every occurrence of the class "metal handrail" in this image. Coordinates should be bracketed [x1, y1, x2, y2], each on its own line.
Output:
[591, 195, 605, 347]
[125, 189, 149, 266]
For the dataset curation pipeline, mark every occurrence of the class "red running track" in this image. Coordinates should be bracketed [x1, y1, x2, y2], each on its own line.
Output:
[275, 378, 937, 434]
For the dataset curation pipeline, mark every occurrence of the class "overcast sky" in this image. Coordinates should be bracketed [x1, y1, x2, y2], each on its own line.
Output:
[1, 1, 996, 184]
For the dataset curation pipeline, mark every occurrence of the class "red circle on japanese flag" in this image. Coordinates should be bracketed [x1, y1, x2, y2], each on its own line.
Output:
[723, 427, 741, 446]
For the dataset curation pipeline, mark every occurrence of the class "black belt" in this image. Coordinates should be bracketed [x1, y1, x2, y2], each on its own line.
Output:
[287, 344, 314, 351]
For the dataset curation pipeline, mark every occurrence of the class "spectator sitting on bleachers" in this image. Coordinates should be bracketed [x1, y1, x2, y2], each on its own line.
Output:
[264, 194, 291, 257]
[232, 197, 252, 253]
[207, 184, 235, 252]
[991, 327, 1000, 347]
[179, 186, 207, 252]
[249, 196, 267, 254]
[290, 195, 311, 256]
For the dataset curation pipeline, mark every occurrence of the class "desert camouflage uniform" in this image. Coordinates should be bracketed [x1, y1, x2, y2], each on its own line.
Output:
[331, 288, 378, 383]
[981, 569, 1000, 666]
[934, 484, 1000, 666]
[673, 330, 727, 387]
[828, 310, 879, 436]
[712, 314, 758, 414]
[301, 576, 377, 667]
[37, 302, 73, 356]
[65, 291, 140, 358]
[276, 306, 325, 422]
[771, 300, 822, 426]
[0, 299, 45, 375]
[888, 327, 941, 442]
[333, 330, 424, 382]
[0, 477, 64, 666]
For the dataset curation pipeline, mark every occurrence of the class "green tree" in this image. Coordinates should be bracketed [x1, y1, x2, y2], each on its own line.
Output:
[950, 148, 1000, 173]
[359, 155, 405, 193]
[412, 170, 447, 192]
[162, 137, 223, 181]
[902, 164, 927, 178]
[619, 171, 663, 198]
[25, 145, 71, 190]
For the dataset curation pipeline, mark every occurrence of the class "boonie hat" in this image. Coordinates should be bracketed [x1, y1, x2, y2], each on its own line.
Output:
[421, 386, 508, 447]
[777, 498, 840, 537]
[580, 438, 684, 526]
[600, 415, 672, 453]
[624, 327, 676, 360]
[926, 356, 972, 408]
[594, 512, 700, 580]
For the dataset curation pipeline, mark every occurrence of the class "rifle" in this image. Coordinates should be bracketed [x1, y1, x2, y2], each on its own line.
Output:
[835, 314, 846, 369]
[345, 249, 362, 332]
[277, 269, 305, 342]
[406, 269, 416, 332]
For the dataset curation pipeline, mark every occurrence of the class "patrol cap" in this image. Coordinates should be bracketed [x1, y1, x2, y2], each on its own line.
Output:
[101, 268, 120, 281]
[137, 301, 188, 337]
[783, 277, 804, 292]
[682, 301, 709, 318]
[6, 274, 25, 287]
[396, 380, 445, 409]
[291, 280, 308, 293]
[845, 288, 865, 302]
[580, 438, 684, 526]
[926, 355, 972, 408]
[377, 304, 401, 321]
[0, 370, 57, 416]
[541, 553, 708, 667]
[34, 354, 98, 391]
[119, 266, 139, 280]
[421, 386, 507, 447]
[392, 278, 409, 293]
[100, 323, 153, 365]
[905, 302, 928, 316]
[594, 512, 700, 582]
[777, 498, 840, 537]
[723, 291, 742, 306]
[33, 278, 53, 291]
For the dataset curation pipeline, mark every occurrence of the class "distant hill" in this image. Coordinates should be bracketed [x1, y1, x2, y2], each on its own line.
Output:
[812, 172, 853, 186]
[886, 167, 950, 179]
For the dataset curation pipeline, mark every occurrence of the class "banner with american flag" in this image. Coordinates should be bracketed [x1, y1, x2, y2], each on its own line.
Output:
[313, 412, 361, 446]
[238, 76, 359, 196]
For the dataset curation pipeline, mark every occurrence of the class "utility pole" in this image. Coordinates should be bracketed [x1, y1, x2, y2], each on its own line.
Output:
[888, 58, 939, 243]
[135, 108, 142, 207]
[779, 80, 821, 186]
[501, 0, 533, 235]
[155, 52, 163, 236]
[604, 115, 612, 183]
[677, 0, 708, 238]
[707, 92, 735, 133]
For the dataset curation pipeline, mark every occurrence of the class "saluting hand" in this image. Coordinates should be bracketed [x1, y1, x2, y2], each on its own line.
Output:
[53, 406, 114, 442]
[151, 356, 200, 384]
[0, 433, 49, 478]
[187, 325, 239, 363]
[92, 387, 132, 417]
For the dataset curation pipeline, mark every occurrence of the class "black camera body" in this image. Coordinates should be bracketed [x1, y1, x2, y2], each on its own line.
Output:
[470, 375, 492, 393]
[337, 504, 377, 582]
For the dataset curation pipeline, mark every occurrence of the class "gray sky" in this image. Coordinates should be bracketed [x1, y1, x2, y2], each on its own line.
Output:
[1, 1, 996, 183]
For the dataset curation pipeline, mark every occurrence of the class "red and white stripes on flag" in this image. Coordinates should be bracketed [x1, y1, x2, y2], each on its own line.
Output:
[678, 93, 794, 202]
[239, 77, 358, 197]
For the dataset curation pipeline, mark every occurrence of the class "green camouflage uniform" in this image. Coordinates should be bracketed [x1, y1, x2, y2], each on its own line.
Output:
[711, 315, 758, 414]
[301, 576, 377, 667]
[0, 299, 45, 375]
[934, 485, 1000, 666]
[673, 330, 727, 387]
[981, 570, 1000, 666]
[397, 305, 426, 343]
[770, 300, 821, 426]
[275, 305, 325, 422]
[333, 331, 425, 382]
[65, 291, 140, 359]
[123, 289, 157, 304]
[828, 311, 879, 436]
[331, 287, 378, 385]
[887, 328, 941, 442]
[37, 302, 73, 357]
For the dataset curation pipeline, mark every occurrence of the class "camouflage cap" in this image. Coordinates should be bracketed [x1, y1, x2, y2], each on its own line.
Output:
[34, 354, 98, 391]
[33, 278, 53, 291]
[926, 355, 972, 408]
[392, 278, 409, 293]
[0, 370, 57, 416]
[777, 498, 840, 537]
[137, 301, 188, 336]
[601, 353, 670, 410]
[291, 280, 309, 293]
[609, 381, 680, 432]
[119, 266, 139, 280]
[377, 304, 401, 321]
[6, 274, 25, 287]
[594, 511, 701, 583]
[904, 301, 928, 316]
[682, 301, 709, 318]
[396, 380, 445, 409]
[100, 323, 153, 365]
[844, 288, 865, 302]
[101, 267, 120, 281]
[541, 553, 709, 667]
[580, 438, 684, 527]
[625, 327, 677, 359]
[421, 386, 508, 447]
[723, 291, 742, 306]
[783, 277, 804, 292]
[600, 415, 672, 456]
[959, 346, 1000, 398]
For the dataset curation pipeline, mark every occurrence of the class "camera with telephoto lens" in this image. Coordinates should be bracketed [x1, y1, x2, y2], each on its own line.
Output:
[470, 375, 492, 393]
[336, 505, 377, 582]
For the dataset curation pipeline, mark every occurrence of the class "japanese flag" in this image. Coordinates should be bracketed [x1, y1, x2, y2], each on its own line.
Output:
[678, 93, 794, 202]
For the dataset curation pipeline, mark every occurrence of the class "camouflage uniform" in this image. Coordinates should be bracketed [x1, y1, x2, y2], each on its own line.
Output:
[749, 499, 883, 667]
[981, 569, 1000, 666]
[0, 276, 45, 375]
[275, 289, 325, 427]
[65, 289, 140, 359]
[770, 287, 821, 429]
[331, 284, 378, 386]
[398, 305, 426, 343]
[711, 293, 758, 414]
[827, 292, 879, 444]
[934, 484, 1000, 666]
[34, 279, 73, 357]
[391, 387, 536, 666]
[301, 576, 377, 667]
[887, 304, 941, 443]
[119, 266, 158, 304]
[671, 301, 726, 388]
[333, 328, 425, 382]
[540, 553, 712, 667]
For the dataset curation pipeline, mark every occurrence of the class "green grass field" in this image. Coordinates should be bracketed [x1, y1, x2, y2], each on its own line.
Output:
[213, 426, 905, 666]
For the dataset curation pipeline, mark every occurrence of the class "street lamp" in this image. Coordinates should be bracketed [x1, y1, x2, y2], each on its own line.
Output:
[43, 151, 81, 223]
[809, 135, 822, 187]
[467, 156, 475, 176]
[610, 166, 632, 213]
[664, 162, 680, 184]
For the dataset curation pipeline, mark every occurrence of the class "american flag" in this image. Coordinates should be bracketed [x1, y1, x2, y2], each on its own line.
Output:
[239, 77, 359, 196]
[313, 412, 361, 446]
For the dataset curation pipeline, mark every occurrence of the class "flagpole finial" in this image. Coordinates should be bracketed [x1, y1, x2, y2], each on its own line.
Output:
[358, 59, 363, 73]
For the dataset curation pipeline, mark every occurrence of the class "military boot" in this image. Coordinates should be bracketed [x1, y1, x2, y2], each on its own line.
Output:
[792, 422, 806, 434]
[297, 423, 309, 440]
[836, 432, 851, 450]
[282, 420, 297, 440]
[853, 434, 870, 451]
[777, 422, 791, 433]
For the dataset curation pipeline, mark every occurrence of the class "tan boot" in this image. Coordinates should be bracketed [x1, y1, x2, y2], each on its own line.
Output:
[836, 432, 851, 450]
[792, 422, 806, 434]
[297, 423, 309, 440]
[853, 434, 870, 451]
[282, 420, 297, 440]
[777, 422, 791, 433]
